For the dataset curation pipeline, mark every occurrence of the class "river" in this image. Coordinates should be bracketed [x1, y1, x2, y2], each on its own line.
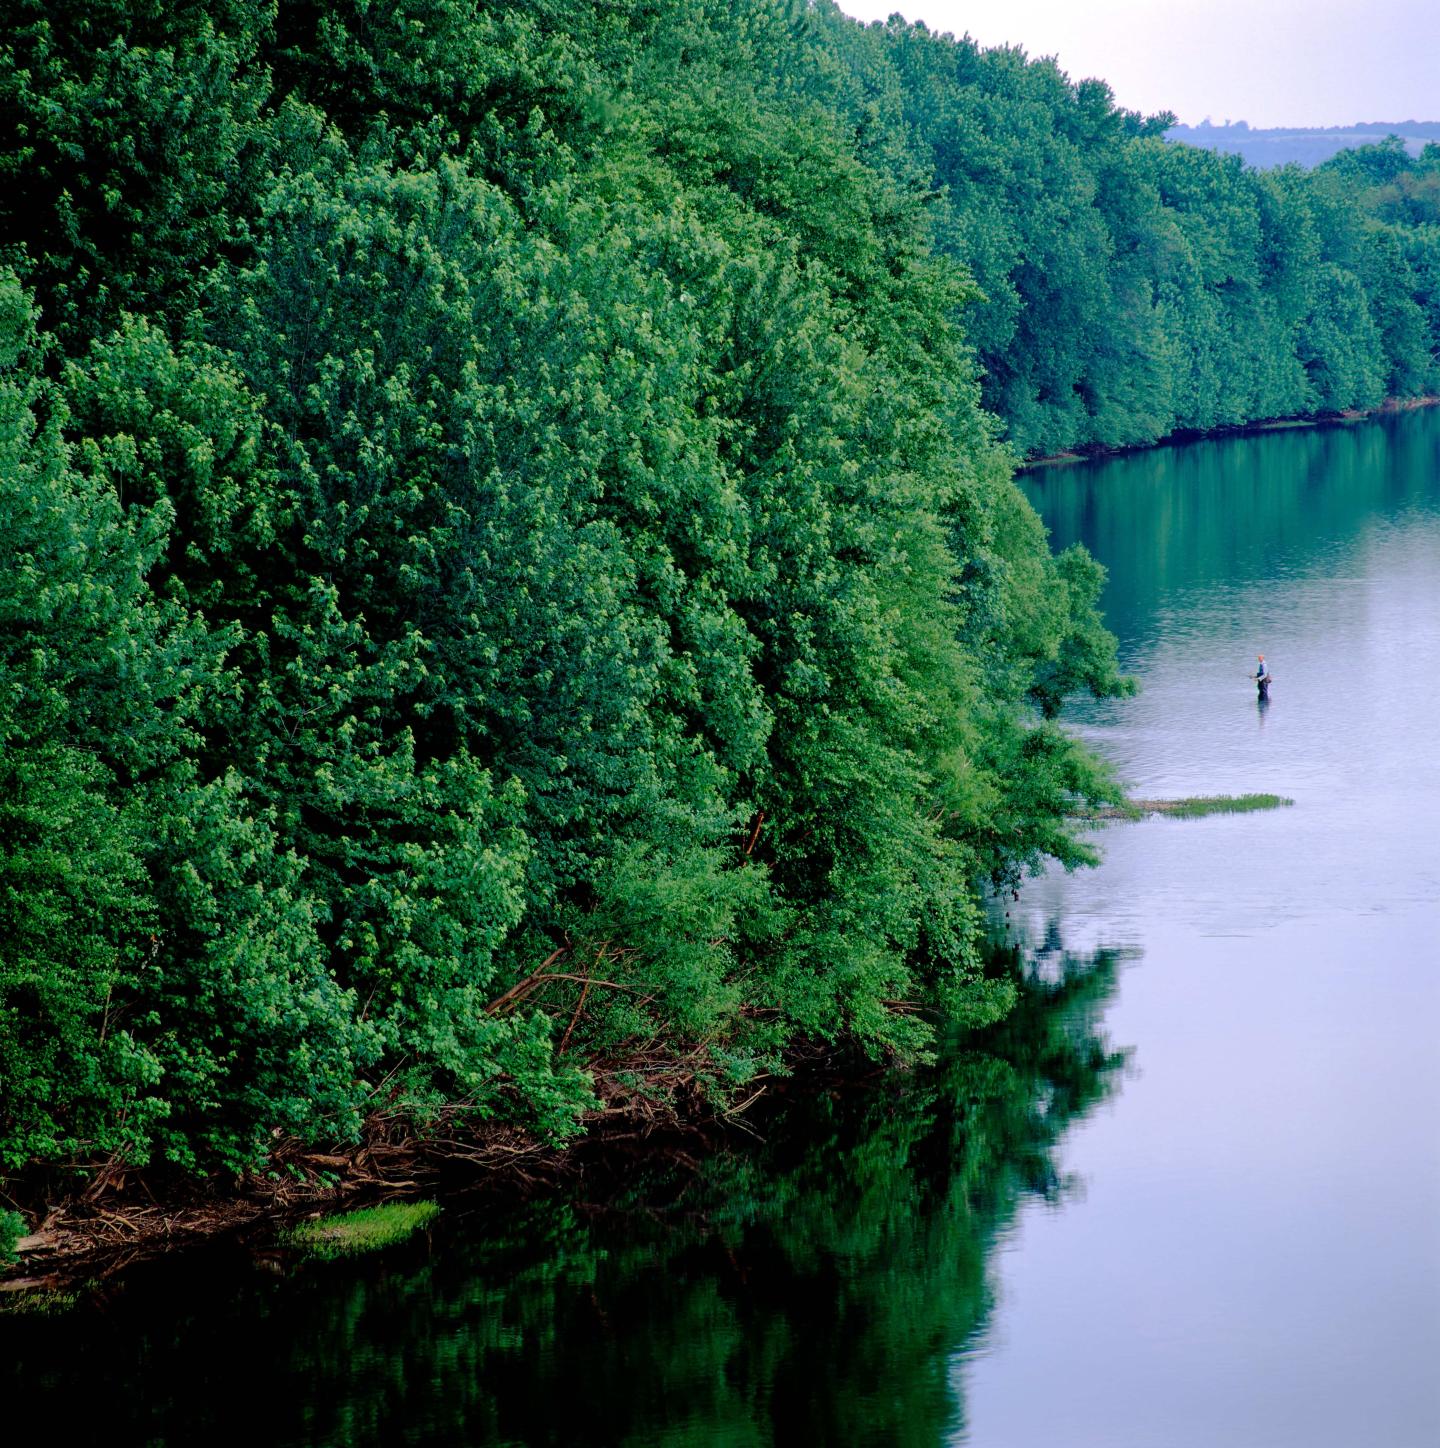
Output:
[6, 411, 1438, 1445]
[972, 409, 1440, 1447]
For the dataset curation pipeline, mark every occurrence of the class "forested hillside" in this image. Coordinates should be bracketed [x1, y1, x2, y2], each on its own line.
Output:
[814, 7, 1440, 455]
[0, 0, 1127, 1187]
[4, 1, 1431, 1200]
[1166, 120, 1440, 172]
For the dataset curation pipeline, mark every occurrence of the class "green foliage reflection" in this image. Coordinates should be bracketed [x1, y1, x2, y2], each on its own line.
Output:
[0, 945, 1124, 1447]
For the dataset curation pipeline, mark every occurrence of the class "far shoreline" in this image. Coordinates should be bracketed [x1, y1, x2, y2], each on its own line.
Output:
[1019, 393, 1440, 474]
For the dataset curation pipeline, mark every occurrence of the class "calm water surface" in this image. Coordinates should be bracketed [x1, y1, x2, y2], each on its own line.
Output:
[981, 410, 1440, 1447]
[6, 412, 1438, 1445]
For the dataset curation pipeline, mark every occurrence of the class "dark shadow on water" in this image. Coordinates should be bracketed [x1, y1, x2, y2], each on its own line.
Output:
[1, 940, 1131, 1448]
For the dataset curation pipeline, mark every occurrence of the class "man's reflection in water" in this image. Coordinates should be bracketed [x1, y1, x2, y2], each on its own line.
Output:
[1257, 692, 1271, 728]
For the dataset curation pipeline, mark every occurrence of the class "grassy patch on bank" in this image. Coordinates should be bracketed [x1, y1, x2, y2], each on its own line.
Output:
[1085, 793, 1294, 821]
[0, 1288, 81, 1316]
[281, 1201, 441, 1261]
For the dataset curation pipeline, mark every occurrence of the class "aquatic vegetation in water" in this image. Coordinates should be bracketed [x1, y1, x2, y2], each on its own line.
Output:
[281, 1201, 441, 1261]
[1085, 794, 1295, 821]
[1151, 794, 1294, 818]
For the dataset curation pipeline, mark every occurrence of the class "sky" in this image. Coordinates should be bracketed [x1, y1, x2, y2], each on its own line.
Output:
[836, 1, 1440, 129]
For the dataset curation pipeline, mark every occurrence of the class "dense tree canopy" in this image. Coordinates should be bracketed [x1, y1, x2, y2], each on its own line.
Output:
[812, 5, 1440, 455]
[3, 0, 1421, 1185]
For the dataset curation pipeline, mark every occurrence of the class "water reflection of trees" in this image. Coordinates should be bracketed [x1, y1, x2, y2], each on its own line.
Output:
[1027, 412, 1440, 653]
[6, 945, 1129, 1448]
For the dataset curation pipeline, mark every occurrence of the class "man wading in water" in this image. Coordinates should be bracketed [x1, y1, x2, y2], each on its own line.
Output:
[1255, 653, 1272, 700]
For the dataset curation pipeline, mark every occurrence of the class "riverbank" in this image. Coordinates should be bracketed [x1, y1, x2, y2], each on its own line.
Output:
[2, 1036, 868, 1298]
[1020, 394, 1440, 472]
[0, 1046, 766, 1297]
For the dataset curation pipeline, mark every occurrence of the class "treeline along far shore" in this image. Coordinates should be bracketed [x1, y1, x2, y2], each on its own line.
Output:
[1, 1, 1434, 1218]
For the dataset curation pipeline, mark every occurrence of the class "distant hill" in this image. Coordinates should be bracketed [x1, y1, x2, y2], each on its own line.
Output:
[1166, 120, 1440, 169]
